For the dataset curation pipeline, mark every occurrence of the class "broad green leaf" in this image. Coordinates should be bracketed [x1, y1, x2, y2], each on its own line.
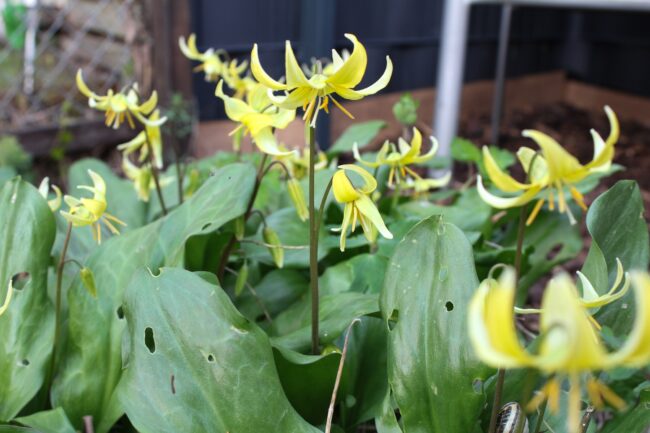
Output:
[14, 408, 75, 433]
[0, 167, 16, 186]
[0, 179, 56, 421]
[242, 207, 328, 268]
[600, 403, 650, 433]
[582, 181, 650, 334]
[375, 390, 402, 433]
[380, 216, 492, 433]
[118, 267, 320, 433]
[52, 163, 256, 432]
[236, 269, 308, 321]
[271, 292, 378, 352]
[320, 254, 388, 296]
[328, 120, 386, 155]
[273, 346, 341, 425]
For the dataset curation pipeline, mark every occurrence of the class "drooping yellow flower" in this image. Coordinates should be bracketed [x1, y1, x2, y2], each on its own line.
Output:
[116, 109, 165, 169]
[277, 147, 328, 180]
[38, 177, 62, 211]
[477, 106, 619, 225]
[179, 34, 228, 82]
[354, 127, 449, 189]
[251, 33, 393, 124]
[61, 170, 126, 243]
[0, 279, 13, 316]
[222, 59, 257, 98]
[122, 156, 154, 202]
[76, 70, 163, 129]
[215, 80, 295, 156]
[332, 164, 392, 251]
[468, 267, 650, 433]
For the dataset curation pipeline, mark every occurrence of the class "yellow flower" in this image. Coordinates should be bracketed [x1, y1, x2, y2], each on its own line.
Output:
[251, 33, 392, 124]
[179, 33, 228, 82]
[76, 70, 163, 129]
[277, 147, 328, 180]
[222, 59, 257, 98]
[122, 156, 154, 202]
[468, 267, 650, 433]
[61, 170, 126, 243]
[478, 106, 619, 225]
[215, 80, 296, 156]
[332, 164, 392, 251]
[354, 127, 448, 188]
[38, 177, 62, 211]
[0, 279, 14, 316]
[116, 109, 165, 169]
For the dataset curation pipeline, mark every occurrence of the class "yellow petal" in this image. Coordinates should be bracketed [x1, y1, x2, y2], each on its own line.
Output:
[178, 33, 202, 60]
[411, 133, 440, 164]
[215, 80, 256, 122]
[0, 279, 14, 316]
[522, 130, 585, 181]
[352, 142, 384, 168]
[251, 44, 287, 90]
[586, 105, 619, 172]
[76, 69, 96, 99]
[516, 147, 548, 184]
[355, 55, 393, 96]
[137, 91, 158, 116]
[333, 169, 362, 203]
[468, 268, 532, 368]
[483, 146, 532, 192]
[271, 86, 318, 110]
[326, 34, 367, 88]
[251, 128, 295, 157]
[606, 271, 650, 368]
[285, 41, 310, 88]
[339, 202, 354, 251]
[477, 176, 540, 209]
[355, 194, 392, 240]
[338, 164, 377, 194]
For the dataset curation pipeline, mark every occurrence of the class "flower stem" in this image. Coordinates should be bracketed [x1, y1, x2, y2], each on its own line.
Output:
[391, 180, 402, 214]
[308, 125, 320, 355]
[317, 179, 333, 231]
[143, 129, 168, 215]
[216, 154, 268, 283]
[533, 400, 548, 433]
[47, 221, 72, 392]
[488, 205, 528, 433]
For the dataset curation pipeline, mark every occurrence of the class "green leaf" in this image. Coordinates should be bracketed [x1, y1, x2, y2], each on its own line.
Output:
[273, 347, 341, 425]
[320, 254, 388, 296]
[0, 179, 56, 421]
[117, 267, 320, 433]
[600, 402, 650, 433]
[392, 93, 419, 126]
[583, 181, 650, 334]
[451, 138, 481, 163]
[14, 408, 75, 433]
[328, 120, 386, 155]
[271, 293, 379, 352]
[52, 163, 256, 432]
[236, 269, 308, 321]
[380, 216, 492, 433]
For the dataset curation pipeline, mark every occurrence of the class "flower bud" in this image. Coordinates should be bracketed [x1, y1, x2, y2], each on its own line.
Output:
[287, 178, 308, 222]
[80, 267, 97, 298]
[262, 227, 283, 269]
[234, 261, 249, 297]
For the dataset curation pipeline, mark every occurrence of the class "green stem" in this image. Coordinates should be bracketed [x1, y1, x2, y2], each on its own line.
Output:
[317, 179, 333, 231]
[48, 221, 73, 392]
[391, 180, 402, 213]
[533, 400, 548, 433]
[143, 129, 168, 215]
[488, 205, 528, 433]
[216, 154, 268, 283]
[308, 126, 320, 355]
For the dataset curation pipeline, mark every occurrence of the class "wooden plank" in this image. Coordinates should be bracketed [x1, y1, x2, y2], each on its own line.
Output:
[566, 81, 650, 126]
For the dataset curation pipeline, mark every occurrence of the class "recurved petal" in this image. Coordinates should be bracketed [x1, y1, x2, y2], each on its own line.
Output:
[117, 131, 147, 154]
[339, 202, 354, 251]
[585, 105, 620, 173]
[352, 143, 382, 168]
[179, 33, 202, 60]
[354, 194, 392, 240]
[270, 87, 317, 110]
[522, 130, 584, 181]
[606, 271, 650, 368]
[468, 269, 532, 368]
[137, 91, 158, 115]
[76, 69, 97, 99]
[285, 41, 310, 88]
[339, 164, 377, 194]
[251, 127, 295, 157]
[269, 107, 296, 131]
[251, 44, 287, 91]
[411, 134, 440, 164]
[87, 169, 106, 196]
[483, 146, 533, 192]
[326, 34, 367, 88]
[477, 175, 540, 209]
[215, 80, 256, 122]
[354, 56, 393, 96]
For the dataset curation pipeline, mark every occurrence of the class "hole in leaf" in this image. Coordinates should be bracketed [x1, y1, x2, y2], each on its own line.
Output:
[202, 223, 212, 231]
[546, 244, 563, 261]
[472, 378, 483, 394]
[20, 359, 29, 366]
[206, 354, 215, 363]
[144, 327, 156, 353]
[445, 301, 454, 312]
[11, 272, 30, 290]
[386, 309, 399, 331]
[116, 306, 125, 319]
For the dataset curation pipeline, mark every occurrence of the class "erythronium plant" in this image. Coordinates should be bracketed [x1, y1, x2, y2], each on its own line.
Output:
[1, 32, 648, 433]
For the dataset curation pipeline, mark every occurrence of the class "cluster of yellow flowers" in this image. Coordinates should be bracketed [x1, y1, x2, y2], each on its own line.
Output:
[76, 71, 167, 203]
[470, 107, 650, 433]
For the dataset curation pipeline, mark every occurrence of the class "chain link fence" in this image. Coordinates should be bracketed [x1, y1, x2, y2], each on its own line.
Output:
[0, 0, 147, 136]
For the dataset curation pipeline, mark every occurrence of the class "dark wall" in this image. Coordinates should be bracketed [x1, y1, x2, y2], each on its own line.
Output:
[189, 1, 650, 120]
